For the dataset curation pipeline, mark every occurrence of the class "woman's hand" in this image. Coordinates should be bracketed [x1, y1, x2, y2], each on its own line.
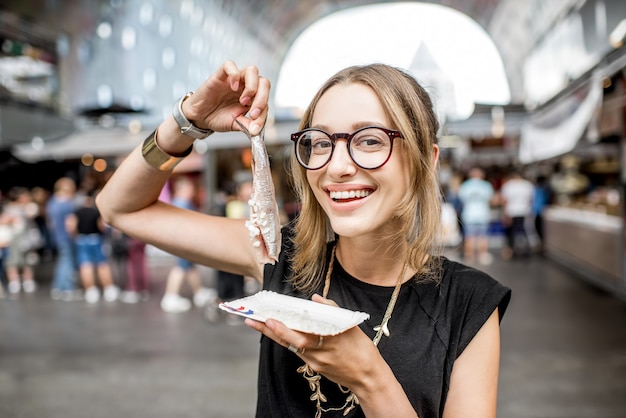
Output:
[245, 294, 418, 416]
[179, 61, 270, 136]
[246, 295, 417, 418]
[244, 294, 385, 390]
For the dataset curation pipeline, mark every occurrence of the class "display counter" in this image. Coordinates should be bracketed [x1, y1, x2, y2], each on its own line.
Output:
[543, 206, 625, 299]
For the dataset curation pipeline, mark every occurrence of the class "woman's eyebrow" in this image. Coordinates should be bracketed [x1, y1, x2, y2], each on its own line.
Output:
[310, 121, 387, 132]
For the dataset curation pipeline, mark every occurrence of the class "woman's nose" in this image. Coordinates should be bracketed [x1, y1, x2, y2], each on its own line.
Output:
[325, 139, 357, 176]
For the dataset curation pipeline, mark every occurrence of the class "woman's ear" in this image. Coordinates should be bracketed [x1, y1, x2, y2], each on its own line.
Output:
[432, 144, 440, 166]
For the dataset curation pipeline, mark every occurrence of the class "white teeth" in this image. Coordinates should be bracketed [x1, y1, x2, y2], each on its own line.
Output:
[329, 190, 371, 200]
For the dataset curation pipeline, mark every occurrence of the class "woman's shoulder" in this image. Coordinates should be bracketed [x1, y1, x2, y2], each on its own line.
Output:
[440, 257, 506, 293]
[415, 256, 511, 356]
[413, 256, 511, 322]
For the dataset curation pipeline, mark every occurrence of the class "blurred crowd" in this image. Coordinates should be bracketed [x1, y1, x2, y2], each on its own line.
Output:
[440, 164, 553, 266]
[0, 174, 261, 324]
[0, 164, 558, 308]
[0, 177, 127, 302]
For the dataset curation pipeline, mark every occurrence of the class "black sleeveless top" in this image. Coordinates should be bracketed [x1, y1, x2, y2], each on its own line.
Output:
[256, 226, 511, 418]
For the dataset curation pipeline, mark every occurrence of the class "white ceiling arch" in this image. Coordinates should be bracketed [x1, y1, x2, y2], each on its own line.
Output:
[0, 0, 579, 149]
[219, 0, 579, 104]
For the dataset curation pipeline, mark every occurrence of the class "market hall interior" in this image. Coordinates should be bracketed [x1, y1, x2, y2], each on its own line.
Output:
[1, 1, 626, 417]
[1, 251, 625, 418]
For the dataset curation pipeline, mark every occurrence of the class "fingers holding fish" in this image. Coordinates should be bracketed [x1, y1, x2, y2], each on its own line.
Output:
[234, 66, 269, 135]
[217, 60, 246, 91]
[184, 61, 268, 134]
[246, 77, 270, 135]
[218, 63, 267, 108]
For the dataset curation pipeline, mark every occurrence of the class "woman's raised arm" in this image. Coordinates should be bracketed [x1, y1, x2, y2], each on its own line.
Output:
[96, 61, 270, 280]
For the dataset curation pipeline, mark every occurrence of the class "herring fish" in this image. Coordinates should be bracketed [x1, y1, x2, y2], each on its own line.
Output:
[234, 118, 282, 264]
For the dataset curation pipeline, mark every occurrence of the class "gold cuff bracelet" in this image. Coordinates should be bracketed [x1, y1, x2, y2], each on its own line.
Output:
[141, 130, 193, 171]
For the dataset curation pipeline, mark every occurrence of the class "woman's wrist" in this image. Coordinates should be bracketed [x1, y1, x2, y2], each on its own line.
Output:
[141, 128, 192, 171]
[352, 363, 418, 417]
[174, 91, 214, 138]
[140, 104, 214, 171]
[155, 117, 198, 154]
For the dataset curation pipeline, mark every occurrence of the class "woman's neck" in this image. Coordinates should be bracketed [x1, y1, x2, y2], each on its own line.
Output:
[334, 237, 413, 287]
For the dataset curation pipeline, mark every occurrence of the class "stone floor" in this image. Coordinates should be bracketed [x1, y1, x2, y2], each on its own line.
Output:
[1, 249, 625, 418]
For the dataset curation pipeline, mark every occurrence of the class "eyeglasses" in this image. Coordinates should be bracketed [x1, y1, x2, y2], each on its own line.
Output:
[290, 126, 403, 170]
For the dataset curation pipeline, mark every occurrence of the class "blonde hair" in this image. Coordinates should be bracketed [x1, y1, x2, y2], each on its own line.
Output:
[289, 63, 443, 294]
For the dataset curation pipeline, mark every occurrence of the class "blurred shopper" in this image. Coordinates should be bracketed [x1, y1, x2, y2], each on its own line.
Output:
[3, 187, 41, 294]
[440, 170, 464, 252]
[47, 177, 80, 300]
[207, 181, 252, 323]
[160, 177, 214, 313]
[0, 204, 12, 297]
[31, 186, 54, 261]
[458, 167, 494, 265]
[67, 190, 119, 303]
[500, 170, 535, 260]
[532, 175, 551, 252]
[445, 170, 464, 240]
[119, 235, 150, 303]
[108, 227, 128, 287]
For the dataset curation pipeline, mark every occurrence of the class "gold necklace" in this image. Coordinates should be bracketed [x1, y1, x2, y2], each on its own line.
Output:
[298, 244, 409, 417]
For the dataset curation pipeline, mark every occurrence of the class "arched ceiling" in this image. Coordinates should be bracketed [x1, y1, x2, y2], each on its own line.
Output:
[0, 0, 579, 150]
[1, 0, 578, 104]
[149, 0, 575, 103]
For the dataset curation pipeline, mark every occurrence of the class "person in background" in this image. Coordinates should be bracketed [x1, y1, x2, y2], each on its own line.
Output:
[108, 227, 129, 290]
[96, 60, 511, 417]
[0, 201, 12, 298]
[119, 235, 150, 303]
[47, 177, 80, 301]
[160, 176, 214, 313]
[458, 167, 495, 265]
[207, 180, 253, 324]
[500, 170, 535, 260]
[31, 186, 54, 261]
[66, 190, 119, 303]
[532, 175, 551, 252]
[444, 170, 465, 246]
[3, 187, 40, 295]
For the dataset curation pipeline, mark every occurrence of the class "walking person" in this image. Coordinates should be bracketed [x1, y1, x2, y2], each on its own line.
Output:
[0, 205, 12, 298]
[458, 167, 495, 265]
[31, 186, 54, 261]
[108, 227, 129, 282]
[207, 180, 253, 323]
[531, 175, 551, 252]
[159, 177, 214, 313]
[67, 190, 119, 303]
[119, 235, 150, 303]
[97, 60, 511, 417]
[47, 177, 81, 301]
[3, 187, 40, 295]
[500, 170, 535, 260]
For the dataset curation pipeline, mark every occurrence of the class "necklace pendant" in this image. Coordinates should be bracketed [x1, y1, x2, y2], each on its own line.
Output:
[373, 320, 390, 337]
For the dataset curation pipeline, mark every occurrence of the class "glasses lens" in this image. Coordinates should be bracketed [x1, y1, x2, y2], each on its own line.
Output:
[296, 130, 333, 169]
[349, 127, 393, 169]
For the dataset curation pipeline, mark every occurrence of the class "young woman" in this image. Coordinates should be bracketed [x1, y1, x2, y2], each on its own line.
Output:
[97, 61, 511, 418]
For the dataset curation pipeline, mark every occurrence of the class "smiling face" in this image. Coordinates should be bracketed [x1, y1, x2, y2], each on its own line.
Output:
[306, 83, 410, 239]
[289, 64, 442, 291]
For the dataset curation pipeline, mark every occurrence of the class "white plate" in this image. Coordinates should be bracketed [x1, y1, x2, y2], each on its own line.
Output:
[219, 290, 370, 336]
